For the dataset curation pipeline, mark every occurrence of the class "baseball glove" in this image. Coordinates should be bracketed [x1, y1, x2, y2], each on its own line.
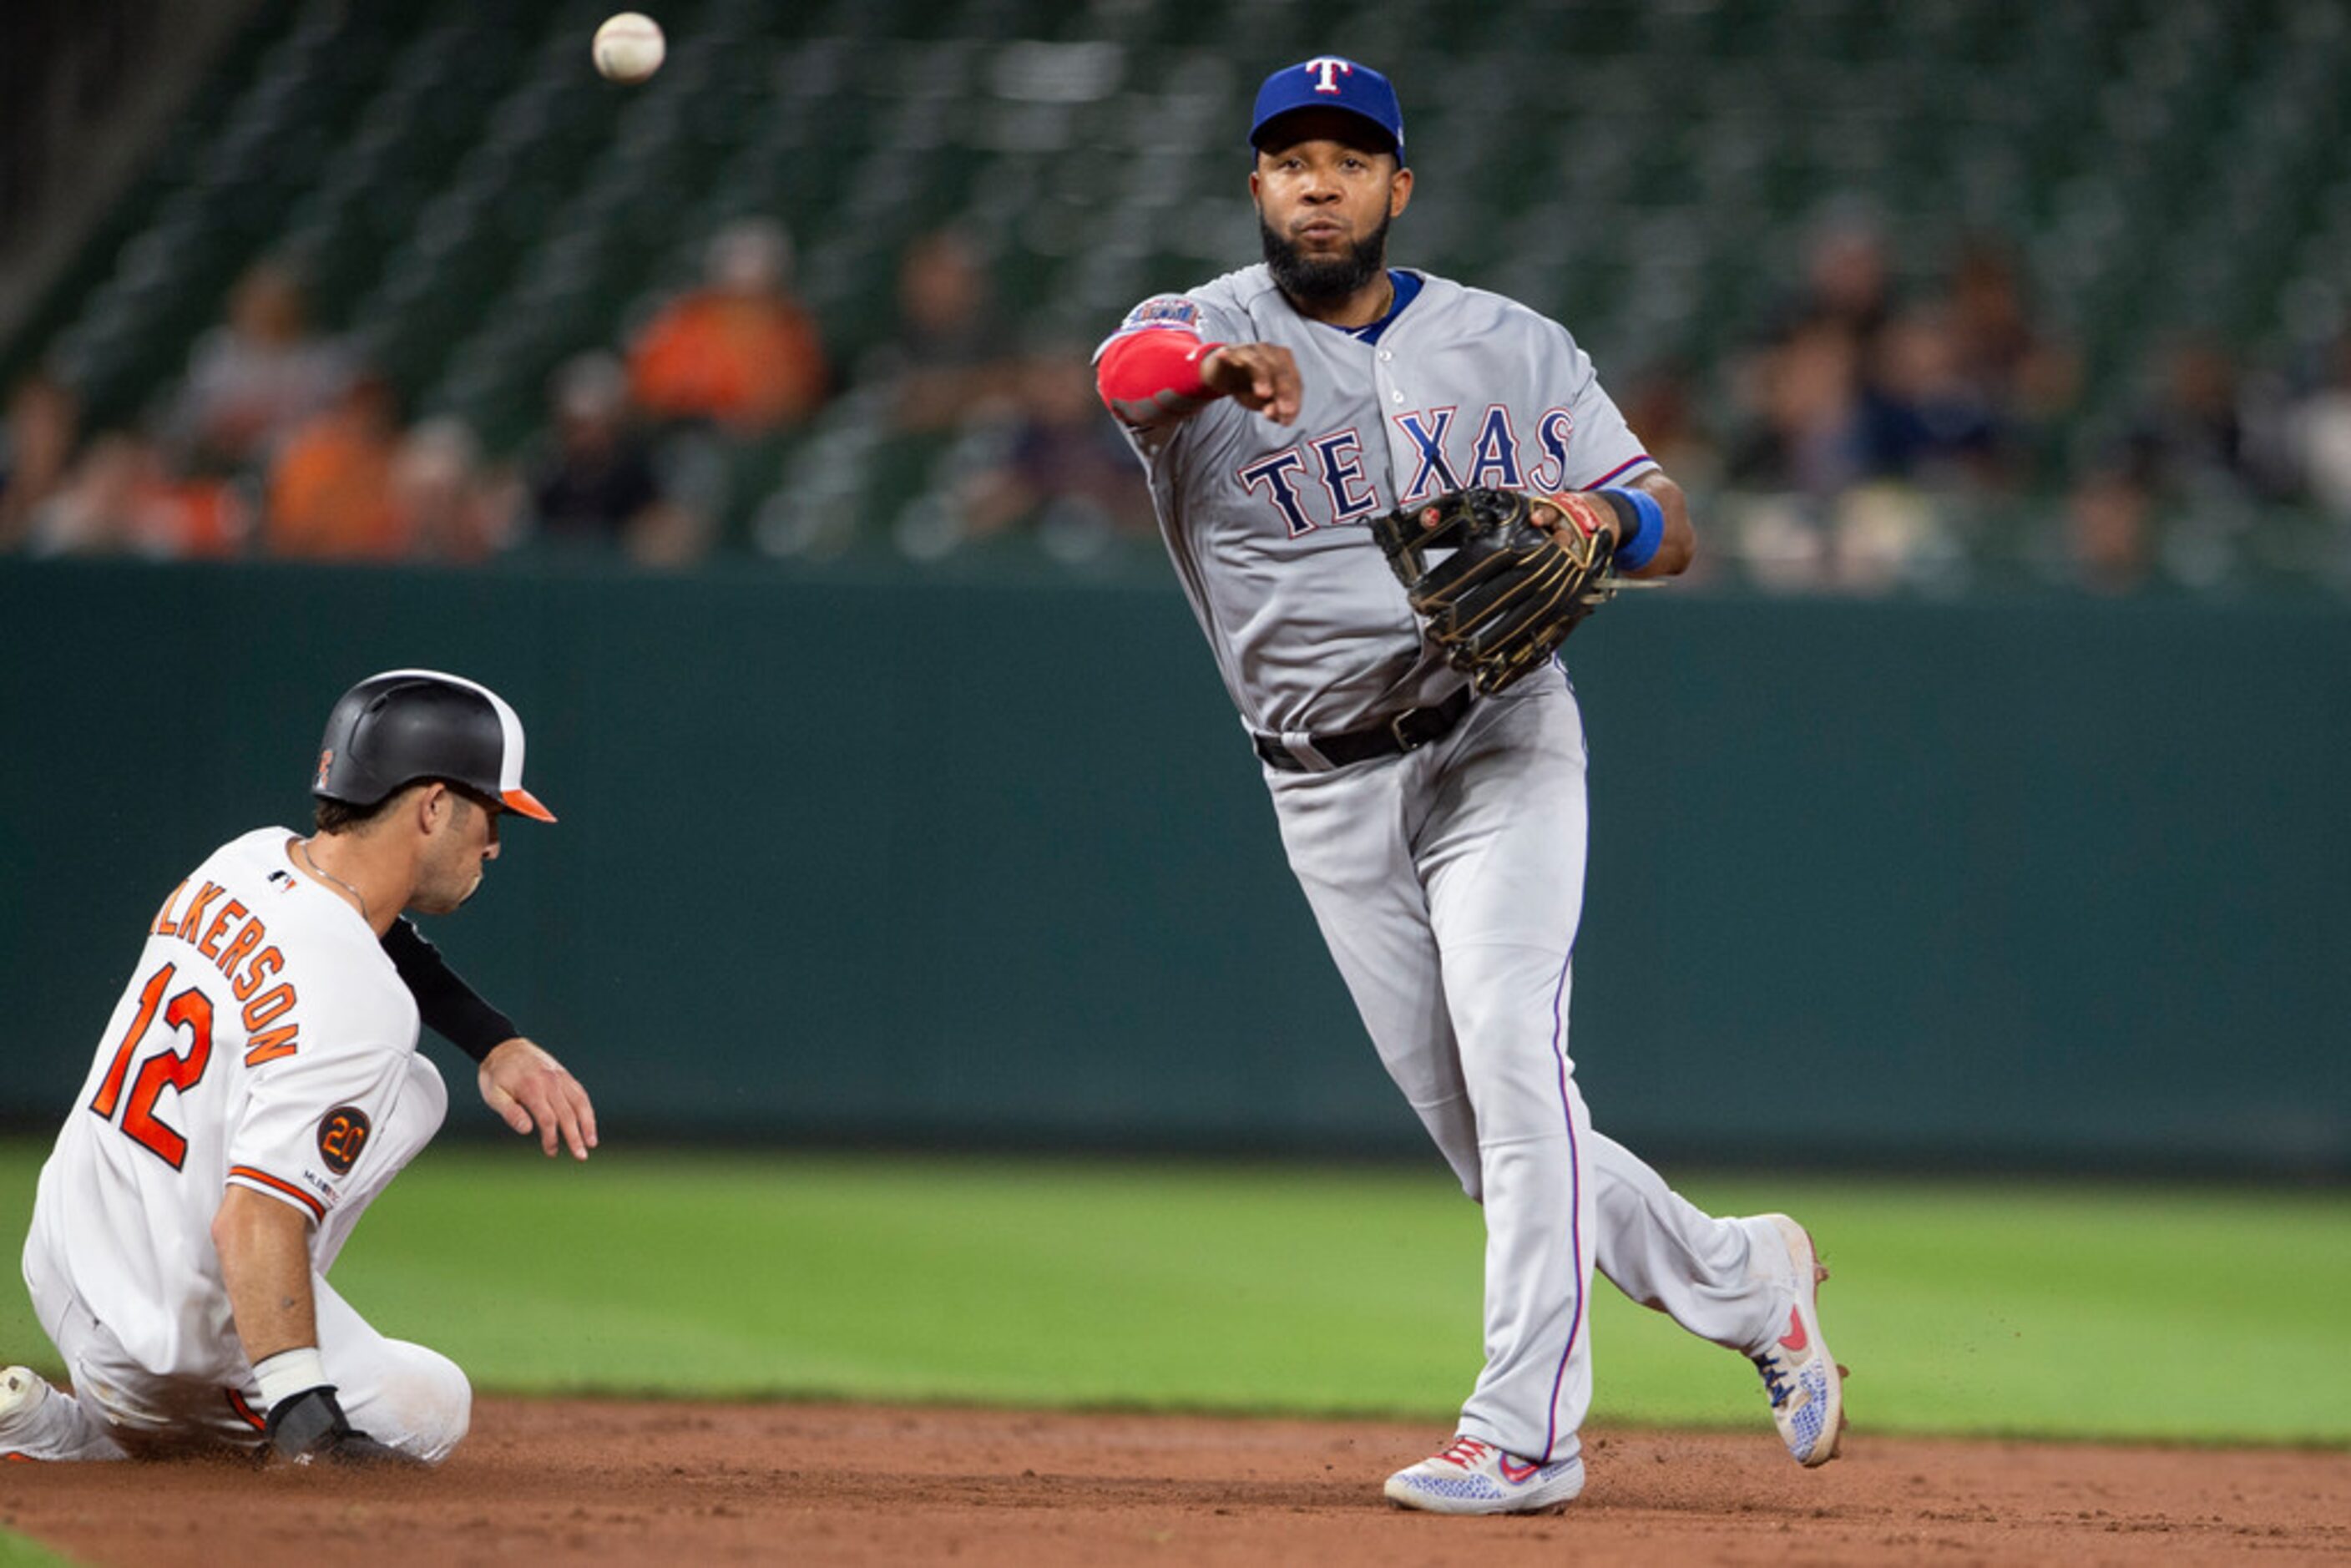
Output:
[1370, 487, 1623, 695]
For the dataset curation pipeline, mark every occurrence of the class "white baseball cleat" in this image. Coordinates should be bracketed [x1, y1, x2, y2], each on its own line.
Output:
[0, 1364, 124, 1462]
[1749, 1215, 1847, 1465]
[0, 1366, 58, 1462]
[1383, 1434, 1585, 1515]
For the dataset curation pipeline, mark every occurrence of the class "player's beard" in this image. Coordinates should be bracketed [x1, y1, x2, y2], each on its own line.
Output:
[1261, 212, 1392, 307]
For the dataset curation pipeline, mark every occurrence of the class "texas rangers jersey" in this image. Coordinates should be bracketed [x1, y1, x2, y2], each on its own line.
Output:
[1102, 264, 1656, 736]
[28, 827, 423, 1383]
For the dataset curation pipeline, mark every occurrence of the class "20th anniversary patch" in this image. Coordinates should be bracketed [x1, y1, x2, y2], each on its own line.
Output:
[317, 1105, 372, 1176]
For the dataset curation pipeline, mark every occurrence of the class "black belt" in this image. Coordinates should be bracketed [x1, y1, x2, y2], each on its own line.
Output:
[1253, 685, 1474, 772]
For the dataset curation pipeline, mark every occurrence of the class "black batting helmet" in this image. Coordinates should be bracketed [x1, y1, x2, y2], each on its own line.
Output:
[311, 669, 555, 822]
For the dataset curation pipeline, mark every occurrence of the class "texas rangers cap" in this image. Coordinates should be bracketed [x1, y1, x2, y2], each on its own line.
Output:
[1249, 57, 1405, 159]
[312, 669, 556, 822]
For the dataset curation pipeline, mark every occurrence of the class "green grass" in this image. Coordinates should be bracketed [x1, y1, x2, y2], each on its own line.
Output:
[0, 1535, 74, 1567]
[2, 1141, 2344, 1446]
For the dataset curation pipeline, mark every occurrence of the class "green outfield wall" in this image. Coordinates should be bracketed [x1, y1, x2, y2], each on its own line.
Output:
[3, 559, 2343, 1174]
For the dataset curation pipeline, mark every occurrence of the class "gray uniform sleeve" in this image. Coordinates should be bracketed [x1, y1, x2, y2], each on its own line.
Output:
[1551, 327, 1659, 492]
[1095, 291, 1253, 455]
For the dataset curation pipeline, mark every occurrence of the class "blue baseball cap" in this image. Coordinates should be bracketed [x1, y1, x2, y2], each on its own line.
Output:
[1248, 57, 1405, 160]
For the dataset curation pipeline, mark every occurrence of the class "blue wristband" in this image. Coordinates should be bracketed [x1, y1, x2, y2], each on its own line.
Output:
[1599, 486, 1665, 571]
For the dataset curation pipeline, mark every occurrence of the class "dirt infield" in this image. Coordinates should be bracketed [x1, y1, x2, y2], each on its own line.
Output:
[3, 1399, 2346, 1565]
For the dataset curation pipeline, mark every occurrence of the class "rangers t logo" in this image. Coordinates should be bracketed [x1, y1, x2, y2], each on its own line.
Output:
[1304, 58, 1353, 94]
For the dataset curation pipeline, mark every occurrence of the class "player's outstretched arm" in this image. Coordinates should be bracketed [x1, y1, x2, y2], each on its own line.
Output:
[478, 1037, 599, 1161]
[1096, 328, 1302, 427]
[381, 917, 521, 1061]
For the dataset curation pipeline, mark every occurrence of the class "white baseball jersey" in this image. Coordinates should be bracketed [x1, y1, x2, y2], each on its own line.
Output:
[28, 827, 425, 1388]
[1100, 264, 1656, 738]
[1100, 265, 1804, 1467]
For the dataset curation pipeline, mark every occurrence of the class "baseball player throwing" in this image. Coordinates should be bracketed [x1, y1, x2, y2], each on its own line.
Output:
[1095, 58, 1843, 1512]
[3, 670, 594, 1465]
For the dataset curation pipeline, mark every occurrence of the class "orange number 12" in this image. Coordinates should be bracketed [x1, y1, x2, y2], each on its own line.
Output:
[89, 962, 215, 1169]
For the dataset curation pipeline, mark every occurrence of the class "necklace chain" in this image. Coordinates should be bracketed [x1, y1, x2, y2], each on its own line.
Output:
[299, 838, 374, 923]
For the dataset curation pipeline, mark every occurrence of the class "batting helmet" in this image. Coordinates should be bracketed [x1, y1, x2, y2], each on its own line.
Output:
[311, 669, 556, 822]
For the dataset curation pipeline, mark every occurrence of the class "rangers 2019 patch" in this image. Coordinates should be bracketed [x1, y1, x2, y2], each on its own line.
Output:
[317, 1106, 372, 1175]
[1113, 295, 1203, 336]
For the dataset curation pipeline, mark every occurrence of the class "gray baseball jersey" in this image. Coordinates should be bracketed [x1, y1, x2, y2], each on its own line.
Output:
[1098, 264, 1825, 1472]
[1100, 263, 1656, 738]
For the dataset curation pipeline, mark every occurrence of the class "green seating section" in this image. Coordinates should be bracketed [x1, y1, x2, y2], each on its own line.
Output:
[12, 0, 2348, 572]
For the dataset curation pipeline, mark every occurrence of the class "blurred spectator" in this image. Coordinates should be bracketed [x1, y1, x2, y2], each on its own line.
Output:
[524, 352, 705, 567]
[1, 371, 79, 550]
[627, 219, 829, 433]
[1728, 317, 1863, 497]
[2136, 338, 2254, 495]
[1942, 236, 2080, 453]
[1828, 482, 1952, 594]
[2116, 336, 2296, 506]
[870, 228, 1024, 432]
[2063, 464, 2156, 594]
[1619, 357, 1722, 496]
[264, 373, 405, 559]
[1853, 306, 2001, 487]
[23, 432, 245, 558]
[2291, 330, 2351, 519]
[392, 417, 516, 564]
[1786, 212, 1896, 354]
[947, 351, 1157, 557]
[1727, 212, 1897, 497]
[169, 260, 353, 473]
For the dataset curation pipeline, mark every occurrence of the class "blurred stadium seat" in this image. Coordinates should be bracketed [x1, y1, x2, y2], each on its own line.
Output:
[3, 0, 2346, 584]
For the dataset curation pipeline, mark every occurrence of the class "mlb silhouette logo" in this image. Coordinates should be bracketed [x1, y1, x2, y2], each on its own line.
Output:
[314, 749, 334, 789]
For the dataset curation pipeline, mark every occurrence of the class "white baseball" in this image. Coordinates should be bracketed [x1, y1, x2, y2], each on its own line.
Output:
[592, 13, 665, 83]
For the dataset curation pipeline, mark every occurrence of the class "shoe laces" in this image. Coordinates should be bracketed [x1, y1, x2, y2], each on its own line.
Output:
[1752, 1352, 1792, 1409]
[1437, 1434, 1495, 1469]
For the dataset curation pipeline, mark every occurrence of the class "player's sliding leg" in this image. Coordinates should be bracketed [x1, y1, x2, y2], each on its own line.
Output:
[21, 1247, 466, 1462]
[0, 1366, 126, 1461]
[310, 1273, 471, 1464]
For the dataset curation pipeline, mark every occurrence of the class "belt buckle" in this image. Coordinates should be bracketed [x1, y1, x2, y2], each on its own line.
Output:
[1390, 707, 1425, 753]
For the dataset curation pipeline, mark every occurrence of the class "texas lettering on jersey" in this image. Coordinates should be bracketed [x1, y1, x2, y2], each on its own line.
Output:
[1236, 403, 1583, 537]
[147, 876, 303, 1065]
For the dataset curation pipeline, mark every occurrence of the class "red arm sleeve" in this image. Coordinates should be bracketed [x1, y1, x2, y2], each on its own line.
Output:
[1096, 329, 1226, 422]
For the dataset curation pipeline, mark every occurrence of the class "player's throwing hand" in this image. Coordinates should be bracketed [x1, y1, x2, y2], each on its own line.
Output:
[1201, 343, 1302, 425]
